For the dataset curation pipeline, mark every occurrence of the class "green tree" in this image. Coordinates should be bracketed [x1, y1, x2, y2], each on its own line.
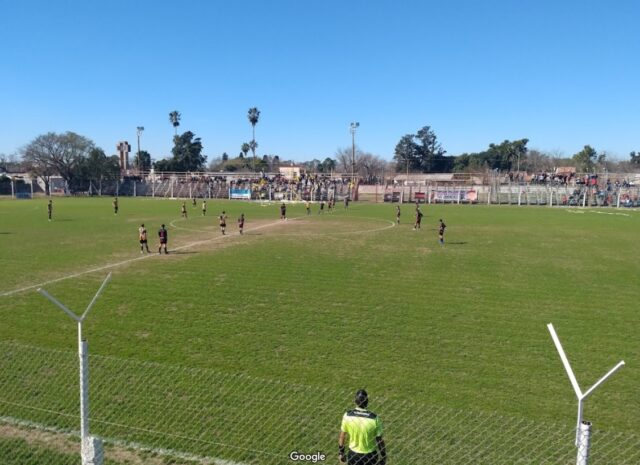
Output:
[485, 139, 529, 171]
[169, 111, 181, 136]
[133, 150, 152, 171]
[21, 132, 95, 193]
[321, 157, 336, 173]
[394, 134, 420, 173]
[73, 148, 119, 193]
[415, 126, 446, 172]
[393, 126, 447, 173]
[241, 143, 250, 158]
[572, 145, 597, 172]
[171, 131, 205, 172]
[247, 107, 260, 170]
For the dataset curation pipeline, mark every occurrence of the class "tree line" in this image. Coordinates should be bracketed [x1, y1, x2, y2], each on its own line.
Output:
[3, 119, 640, 194]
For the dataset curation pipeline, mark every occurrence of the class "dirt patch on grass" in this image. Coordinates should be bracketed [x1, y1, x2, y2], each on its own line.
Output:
[0, 421, 197, 465]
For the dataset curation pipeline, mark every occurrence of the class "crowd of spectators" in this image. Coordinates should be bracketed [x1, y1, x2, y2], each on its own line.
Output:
[230, 173, 354, 200]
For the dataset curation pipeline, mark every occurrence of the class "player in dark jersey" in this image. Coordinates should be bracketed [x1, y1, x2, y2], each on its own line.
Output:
[138, 223, 150, 253]
[238, 213, 245, 235]
[219, 211, 227, 235]
[319, 200, 325, 214]
[413, 207, 423, 230]
[344, 197, 350, 209]
[395, 205, 401, 224]
[181, 202, 187, 219]
[438, 219, 446, 245]
[280, 202, 287, 220]
[113, 197, 118, 215]
[47, 200, 53, 221]
[158, 224, 169, 254]
[192, 197, 196, 207]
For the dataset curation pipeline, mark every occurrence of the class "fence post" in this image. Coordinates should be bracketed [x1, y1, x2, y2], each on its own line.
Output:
[576, 420, 591, 465]
[38, 274, 111, 465]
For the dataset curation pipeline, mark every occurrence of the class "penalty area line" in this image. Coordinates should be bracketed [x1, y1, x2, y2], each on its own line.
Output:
[0, 217, 296, 298]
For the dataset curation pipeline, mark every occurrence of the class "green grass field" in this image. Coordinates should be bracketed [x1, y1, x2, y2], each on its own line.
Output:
[1, 197, 639, 459]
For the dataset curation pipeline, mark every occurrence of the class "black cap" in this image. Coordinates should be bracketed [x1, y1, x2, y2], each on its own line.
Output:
[355, 389, 368, 408]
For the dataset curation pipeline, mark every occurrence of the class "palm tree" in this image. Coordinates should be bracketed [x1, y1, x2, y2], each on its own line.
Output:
[241, 143, 250, 158]
[169, 111, 181, 136]
[247, 107, 260, 171]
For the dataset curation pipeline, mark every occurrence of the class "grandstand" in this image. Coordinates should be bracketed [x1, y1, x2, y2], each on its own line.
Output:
[4, 167, 640, 208]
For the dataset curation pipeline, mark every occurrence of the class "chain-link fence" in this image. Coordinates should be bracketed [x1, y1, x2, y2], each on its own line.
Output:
[0, 341, 638, 465]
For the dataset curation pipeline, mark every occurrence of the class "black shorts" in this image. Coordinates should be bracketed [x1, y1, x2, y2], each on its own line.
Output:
[140, 239, 147, 244]
[160, 239, 167, 244]
[348, 451, 377, 465]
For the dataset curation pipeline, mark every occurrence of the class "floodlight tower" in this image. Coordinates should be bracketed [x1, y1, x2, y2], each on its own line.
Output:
[136, 126, 145, 172]
[38, 273, 112, 465]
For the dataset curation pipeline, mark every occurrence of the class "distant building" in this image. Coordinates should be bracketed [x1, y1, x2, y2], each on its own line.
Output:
[279, 165, 304, 180]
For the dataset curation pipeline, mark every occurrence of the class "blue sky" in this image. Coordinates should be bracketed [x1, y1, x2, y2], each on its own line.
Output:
[1, 0, 639, 163]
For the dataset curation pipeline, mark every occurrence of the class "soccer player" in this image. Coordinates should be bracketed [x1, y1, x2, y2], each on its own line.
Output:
[138, 223, 150, 253]
[339, 390, 386, 465]
[192, 197, 196, 207]
[413, 207, 423, 230]
[328, 198, 333, 213]
[238, 213, 245, 235]
[47, 200, 53, 221]
[113, 197, 118, 215]
[439, 218, 446, 245]
[395, 205, 401, 224]
[202, 200, 207, 216]
[158, 224, 169, 254]
[280, 202, 287, 220]
[305, 201, 311, 216]
[219, 211, 227, 235]
[181, 202, 187, 219]
[319, 200, 325, 214]
[344, 197, 350, 209]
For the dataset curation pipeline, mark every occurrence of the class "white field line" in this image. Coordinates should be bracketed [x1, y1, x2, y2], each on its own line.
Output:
[566, 209, 631, 217]
[0, 217, 293, 298]
[1, 213, 396, 298]
[0, 415, 251, 465]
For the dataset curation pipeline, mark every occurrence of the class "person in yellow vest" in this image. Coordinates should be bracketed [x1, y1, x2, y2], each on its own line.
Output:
[339, 390, 386, 465]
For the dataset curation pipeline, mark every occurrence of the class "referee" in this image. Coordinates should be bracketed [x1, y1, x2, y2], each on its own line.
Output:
[339, 389, 386, 465]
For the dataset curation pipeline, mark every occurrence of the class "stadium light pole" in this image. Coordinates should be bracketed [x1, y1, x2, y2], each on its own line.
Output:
[547, 323, 625, 464]
[37, 273, 112, 465]
[350, 122, 359, 192]
[136, 126, 144, 172]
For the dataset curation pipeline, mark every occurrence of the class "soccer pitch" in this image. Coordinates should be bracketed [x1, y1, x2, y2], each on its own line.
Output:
[0, 197, 639, 457]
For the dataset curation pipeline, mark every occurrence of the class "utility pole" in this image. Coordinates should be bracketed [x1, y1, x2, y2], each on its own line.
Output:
[350, 122, 359, 196]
